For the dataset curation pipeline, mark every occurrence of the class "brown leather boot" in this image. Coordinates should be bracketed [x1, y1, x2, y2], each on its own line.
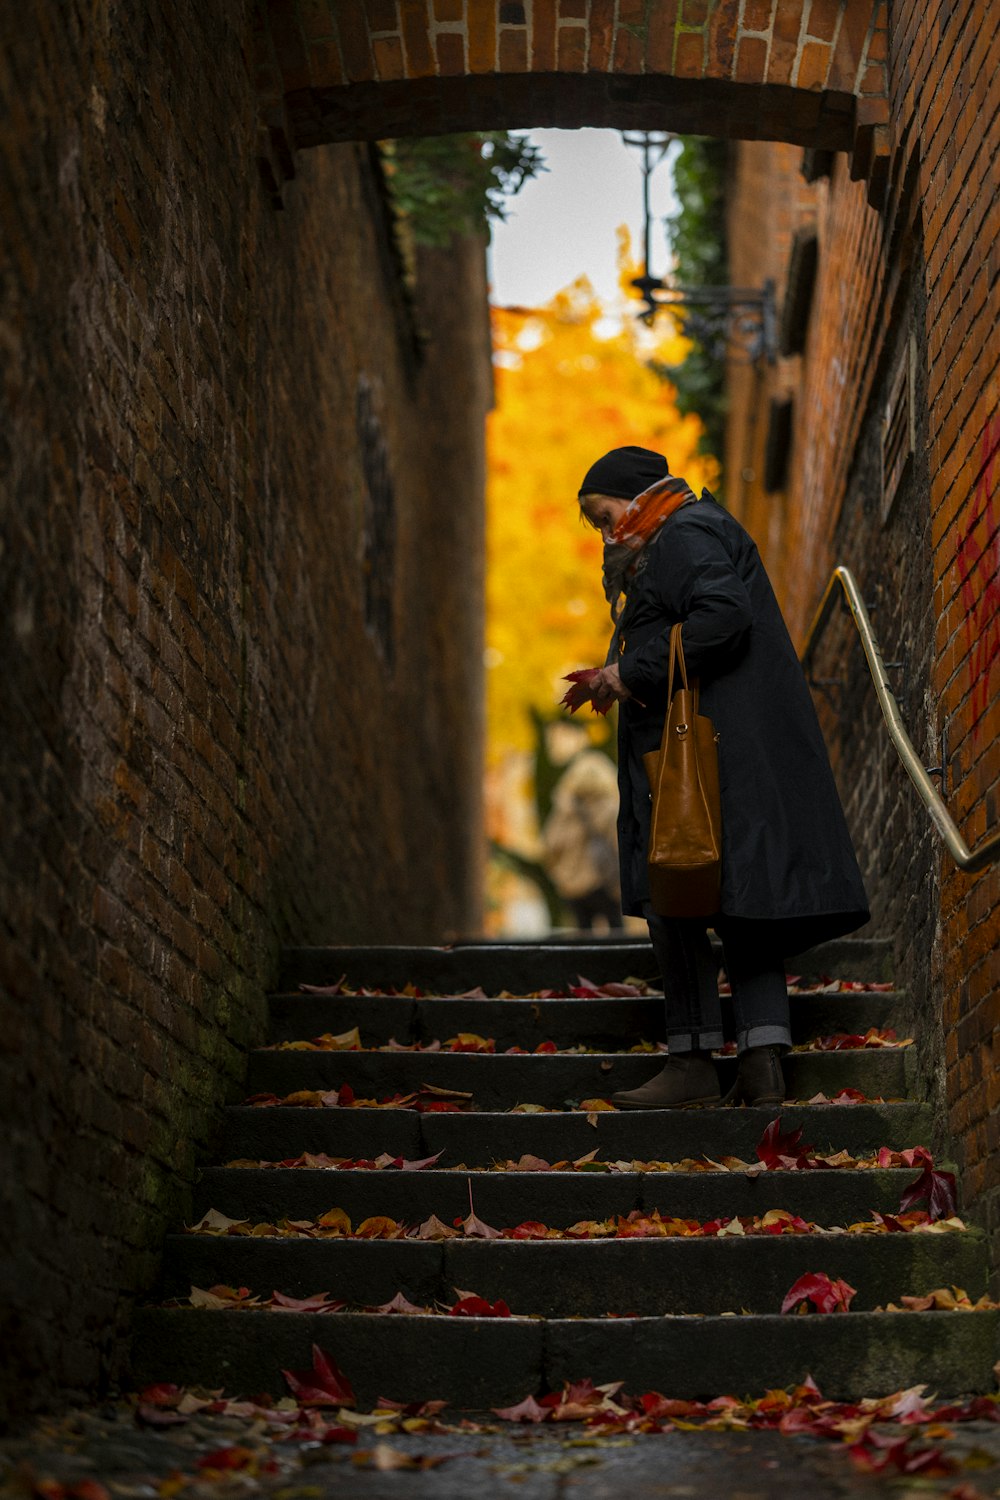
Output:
[611, 1052, 721, 1110]
[725, 1045, 786, 1107]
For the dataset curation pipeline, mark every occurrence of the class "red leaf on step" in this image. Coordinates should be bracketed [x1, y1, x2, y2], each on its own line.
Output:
[137, 1382, 183, 1407]
[569, 977, 602, 996]
[510, 1221, 552, 1239]
[281, 1344, 356, 1407]
[135, 1405, 189, 1428]
[415, 1214, 459, 1241]
[373, 1397, 450, 1420]
[755, 1118, 816, 1169]
[848, 1432, 956, 1477]
[371, 1292, 427, 1314]
[639, 1393, 709, 1418]
[493, 1394, 549, 1422]
[449, 1294, 512, 1317]
[899, 1162, 958, 1220]
[196, 1447, 259, 1472]
[399, 1151, 444, 1171]
[299, 975, 347, 995]
[781, 1271, 857, 1314]
[270, 1291, 345, 1313]
[898, 1146, 933, 1168]
[456, 1209, 502, 1239]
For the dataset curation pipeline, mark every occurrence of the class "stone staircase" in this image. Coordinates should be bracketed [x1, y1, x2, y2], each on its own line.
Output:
[133, 938, 998, 1408]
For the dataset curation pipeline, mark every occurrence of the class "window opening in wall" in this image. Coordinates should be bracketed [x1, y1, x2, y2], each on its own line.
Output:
[357, 377, 396, 666]
[779, 226, 818, 356]
[764, 397, 794, 492]
[881, 331, 916, 523]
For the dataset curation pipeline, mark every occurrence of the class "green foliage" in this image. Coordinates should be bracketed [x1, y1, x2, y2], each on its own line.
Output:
[381, 132, 544, 247]
[658, 137, 728, 471]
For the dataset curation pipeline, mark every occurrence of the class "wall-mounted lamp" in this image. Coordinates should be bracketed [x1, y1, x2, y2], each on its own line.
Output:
[621, 131, 777, 366]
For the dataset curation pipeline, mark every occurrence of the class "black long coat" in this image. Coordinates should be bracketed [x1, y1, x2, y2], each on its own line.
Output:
[615, 493, 869, 954]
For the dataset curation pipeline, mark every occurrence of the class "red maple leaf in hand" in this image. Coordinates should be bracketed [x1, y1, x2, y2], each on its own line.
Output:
[560, 669, 611, 716]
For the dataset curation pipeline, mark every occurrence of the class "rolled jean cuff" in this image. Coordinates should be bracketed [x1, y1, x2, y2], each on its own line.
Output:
[668, 1029, 725, 1053]
[738, 1025, 792, 1052]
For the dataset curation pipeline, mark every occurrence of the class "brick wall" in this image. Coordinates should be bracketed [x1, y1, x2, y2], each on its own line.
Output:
[900, 0, 1000, 1285]
[724, 0, 1000, 1282]
[725, 141, 940, 1099]
[0, 0, 489, 1416]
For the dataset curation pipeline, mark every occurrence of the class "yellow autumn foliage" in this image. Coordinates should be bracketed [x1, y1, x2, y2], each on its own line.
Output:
[485, 264, 720, 769]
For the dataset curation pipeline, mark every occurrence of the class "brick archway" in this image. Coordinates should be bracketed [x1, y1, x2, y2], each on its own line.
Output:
[254, 1, 889, 199]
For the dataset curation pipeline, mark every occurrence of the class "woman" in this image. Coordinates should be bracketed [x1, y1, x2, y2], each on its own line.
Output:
[577, 446, 869, 1108]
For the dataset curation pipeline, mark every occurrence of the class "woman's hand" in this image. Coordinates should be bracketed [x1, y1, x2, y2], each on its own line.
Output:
[590, 663, 632, 707]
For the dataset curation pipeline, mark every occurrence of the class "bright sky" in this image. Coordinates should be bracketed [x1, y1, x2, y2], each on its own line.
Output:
[486, 127, 680, 311]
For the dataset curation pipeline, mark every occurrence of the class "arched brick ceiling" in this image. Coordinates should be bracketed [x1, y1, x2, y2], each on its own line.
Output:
[253, 0, 888, 187]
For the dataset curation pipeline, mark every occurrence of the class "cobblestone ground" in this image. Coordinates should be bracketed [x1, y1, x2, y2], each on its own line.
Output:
[3, 1402, 1000, 1500]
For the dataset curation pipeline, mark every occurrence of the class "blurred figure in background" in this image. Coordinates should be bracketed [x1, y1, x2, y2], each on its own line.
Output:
[541, 750, 624, 932]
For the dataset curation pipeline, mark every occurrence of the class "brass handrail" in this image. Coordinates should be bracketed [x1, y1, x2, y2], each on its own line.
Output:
[800, 565, 1000, 874]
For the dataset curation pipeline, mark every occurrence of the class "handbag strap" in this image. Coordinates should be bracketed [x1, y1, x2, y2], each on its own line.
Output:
[667, 622, 699, 713]
[667, 622, 689, 694]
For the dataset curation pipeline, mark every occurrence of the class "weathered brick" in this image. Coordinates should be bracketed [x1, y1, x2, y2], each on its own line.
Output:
[804, 0, 840, 44]
[399, 0, 435, 74]
[498, 26, 528, 68]
[612, 22, 645, 72]
[645, 0, 679, 71]
[707, 0, 740, 76]
[467, 0, 497, 70]
[742, 0, 775, 34]
[586, 0, 616, 70]
[735, 33, 768, 82]
[795, 39, 830, 89]
[371, 35, 407, 78]
[364, 0, 400, 29]
[556, 25, 586, 70]
[531, 0, 557, 69]
[435, 29, 466, 72]
[675, 29, 706, 77]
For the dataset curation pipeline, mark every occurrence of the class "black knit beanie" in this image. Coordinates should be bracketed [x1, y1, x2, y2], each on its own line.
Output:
[577, 445, 670, 500]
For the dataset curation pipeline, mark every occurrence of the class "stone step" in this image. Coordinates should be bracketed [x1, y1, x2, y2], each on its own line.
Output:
[132, 1303, 999, 1406]
[156, 1227, 987, 1317]
[245, 1047, 913, 1108]
[267, 991, 908, 1048]
[192, 1165, 926, 1226]
[278, 937, 893, 995]
[219, 1101, 936, 1165]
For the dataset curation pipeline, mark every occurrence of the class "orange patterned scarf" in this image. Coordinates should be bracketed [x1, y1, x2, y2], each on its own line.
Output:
[601, 475, 698, 663]
[610, 474, 697, 550]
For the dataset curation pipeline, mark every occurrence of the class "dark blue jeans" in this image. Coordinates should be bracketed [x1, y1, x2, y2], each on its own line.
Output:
[643, 905, 791, 1054]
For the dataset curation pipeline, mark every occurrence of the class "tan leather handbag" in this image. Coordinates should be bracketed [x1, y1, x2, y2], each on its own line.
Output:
[642, 623, 722, 918]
